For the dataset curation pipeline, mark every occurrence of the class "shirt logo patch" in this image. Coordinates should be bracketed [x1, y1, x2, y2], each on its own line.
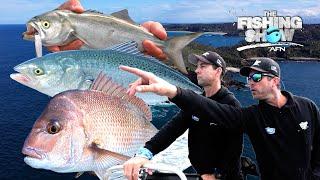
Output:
[265, 127, 276, 134]
[210, 122, 217, 126]
[299, 121, 308, 130]
[192, 115, 199, 121]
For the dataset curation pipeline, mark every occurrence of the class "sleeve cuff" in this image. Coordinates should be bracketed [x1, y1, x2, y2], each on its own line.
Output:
[169, 86, 182, 102]
[134, 147, 153, 160]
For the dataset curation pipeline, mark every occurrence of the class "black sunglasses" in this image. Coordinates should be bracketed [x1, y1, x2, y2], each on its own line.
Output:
[247, 73, 275, 82]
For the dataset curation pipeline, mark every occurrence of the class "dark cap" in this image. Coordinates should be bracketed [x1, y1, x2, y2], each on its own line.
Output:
[188, 51, 226, 74]
[240, 57, 280, 77]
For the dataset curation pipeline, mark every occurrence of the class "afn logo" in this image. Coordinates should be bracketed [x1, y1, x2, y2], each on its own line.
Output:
[237, 10, 304, 52]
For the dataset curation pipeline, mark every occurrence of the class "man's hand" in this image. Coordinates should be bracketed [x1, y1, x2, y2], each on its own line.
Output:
[48, 0, 167, 60]
[141, 21, 167, 60]
[119, 65, 178, 98]
[123, 157, 150, 180]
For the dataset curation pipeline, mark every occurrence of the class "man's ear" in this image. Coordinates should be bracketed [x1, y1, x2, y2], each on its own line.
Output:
[273, 77, 281, 88]
[216, 67, 222, 73]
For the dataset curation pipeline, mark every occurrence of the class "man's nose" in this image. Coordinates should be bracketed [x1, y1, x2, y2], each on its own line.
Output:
[248, 79, 255, 87]
[195, 67, 200, 74]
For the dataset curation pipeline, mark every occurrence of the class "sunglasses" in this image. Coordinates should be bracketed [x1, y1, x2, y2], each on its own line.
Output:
[247, 73, 275, 82]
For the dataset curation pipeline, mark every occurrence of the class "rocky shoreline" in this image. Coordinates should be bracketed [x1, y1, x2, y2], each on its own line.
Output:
[272, 57, 320, 62]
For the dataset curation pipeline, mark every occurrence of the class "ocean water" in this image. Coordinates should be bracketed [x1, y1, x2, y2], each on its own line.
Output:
[1, 25, 319, 180]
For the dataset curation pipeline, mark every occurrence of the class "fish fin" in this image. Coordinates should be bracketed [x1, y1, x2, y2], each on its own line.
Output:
[111, 9, 136, 24]
[91, 142, 131, 161]
[107, 41, 143, 56]
[162, 32, 205, 74]
[90, 72, 152, 121]
[94, 169, 126, 180]
[108, 41, 182, 69]
[107, 41, 193, 83]
[90, 143, 130, 180]
[83, 9, 105, 15]
[163, 32, 226, 74]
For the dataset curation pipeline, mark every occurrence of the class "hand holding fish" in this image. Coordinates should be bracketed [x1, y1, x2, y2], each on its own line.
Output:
[47, 0, 167, 60]
[24, 0, 208, 73]
[120, 65, 178, 99]
[140, 21, 168, 60]
[58, 0, 84, 13]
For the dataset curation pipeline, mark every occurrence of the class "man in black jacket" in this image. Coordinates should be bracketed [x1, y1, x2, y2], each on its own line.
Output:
[123, 52, 243, 180]
[120, 57, 320, 180]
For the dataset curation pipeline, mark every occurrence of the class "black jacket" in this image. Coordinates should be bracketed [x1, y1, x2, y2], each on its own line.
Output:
[171, 88, 320, 180]
[145, 86, 243, 178]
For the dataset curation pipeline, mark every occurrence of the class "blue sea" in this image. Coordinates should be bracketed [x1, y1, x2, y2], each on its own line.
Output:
[168, 31, 244, 47]
[1, 25, 320, 180]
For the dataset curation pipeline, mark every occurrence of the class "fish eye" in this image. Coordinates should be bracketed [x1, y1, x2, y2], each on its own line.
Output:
[34, 68, 44, 76]
[42, 21, 50, 29]
[47, 120, 61, 134]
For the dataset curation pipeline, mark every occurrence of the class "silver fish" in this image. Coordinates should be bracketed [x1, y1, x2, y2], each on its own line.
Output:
[22, 9, 226, 73]
[22, 72, 158, 179]
[10, 42, 203, 105]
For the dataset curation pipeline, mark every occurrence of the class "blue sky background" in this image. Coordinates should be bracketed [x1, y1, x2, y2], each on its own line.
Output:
[1, 0, 319, 24]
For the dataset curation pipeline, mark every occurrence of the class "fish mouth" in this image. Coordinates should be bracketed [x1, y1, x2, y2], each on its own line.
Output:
[10, 73, 33, 86]
[23, 23, 39, 41]
[10, 64, 36, 86]
[22, 146, 43, 159]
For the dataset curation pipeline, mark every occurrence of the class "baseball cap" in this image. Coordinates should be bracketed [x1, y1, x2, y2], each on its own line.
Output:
[188, 51, 226, 74]
[239, 57, 280, 77]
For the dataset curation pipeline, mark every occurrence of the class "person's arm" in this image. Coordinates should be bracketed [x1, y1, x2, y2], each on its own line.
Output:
[120, 65, 246, 129]
[123, 111, 190, 180]
[311, 103, 320, 179]
[144, 110, 191, 154]
[48, 0, 167, 60]
[170, 88, 244, 129]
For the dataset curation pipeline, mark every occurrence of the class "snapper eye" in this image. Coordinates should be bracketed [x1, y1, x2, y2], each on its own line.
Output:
[34, 68, 44, 76]
[47, 120, 61, 134]
[41, 21, 50, 29]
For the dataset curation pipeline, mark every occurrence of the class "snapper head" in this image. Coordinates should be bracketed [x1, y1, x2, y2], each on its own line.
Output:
[22, 93, 86, 173]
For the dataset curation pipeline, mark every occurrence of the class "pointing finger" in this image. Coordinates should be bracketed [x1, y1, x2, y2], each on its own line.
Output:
[136, 84, 158, 93]
[119, 65, 153, 81]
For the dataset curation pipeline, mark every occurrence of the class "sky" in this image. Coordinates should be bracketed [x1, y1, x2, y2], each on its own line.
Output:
[0, 0, 319, 24]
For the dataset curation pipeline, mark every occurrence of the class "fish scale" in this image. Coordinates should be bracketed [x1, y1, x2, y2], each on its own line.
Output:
[76, 92, 154, 153]
[12, 46, 203, 105]
[22, 75, 158, 178]
[23, 9, 226, 73]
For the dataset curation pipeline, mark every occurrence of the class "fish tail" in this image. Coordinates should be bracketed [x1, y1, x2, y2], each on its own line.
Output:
[163, 32, 204, 74]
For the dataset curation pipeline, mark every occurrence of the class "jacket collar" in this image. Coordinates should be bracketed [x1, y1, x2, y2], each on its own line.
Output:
[206, 86, 231, 100]
[259, 90, 295, 109]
